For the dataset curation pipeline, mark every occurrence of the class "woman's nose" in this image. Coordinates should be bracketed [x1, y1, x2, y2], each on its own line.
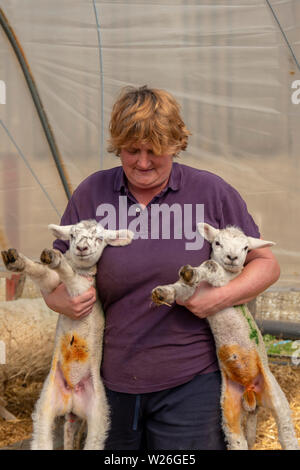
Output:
[136, 150, 152, 169]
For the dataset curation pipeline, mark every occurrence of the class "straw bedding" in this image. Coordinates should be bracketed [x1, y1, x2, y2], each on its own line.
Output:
[0, 364, 299, 449]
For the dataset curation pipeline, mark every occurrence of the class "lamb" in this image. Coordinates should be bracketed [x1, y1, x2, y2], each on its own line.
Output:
[151, 223, 299, 450]
[1, 219, 133, 450]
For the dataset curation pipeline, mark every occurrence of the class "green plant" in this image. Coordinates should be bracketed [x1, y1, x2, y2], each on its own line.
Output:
[263, 334, 294, 356]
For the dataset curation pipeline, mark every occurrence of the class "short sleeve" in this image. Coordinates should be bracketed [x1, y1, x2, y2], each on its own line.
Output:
[218, 183, 260, 238]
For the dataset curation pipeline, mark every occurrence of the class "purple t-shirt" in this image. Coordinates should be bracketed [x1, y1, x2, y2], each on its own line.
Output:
[53, 162, 260, 393]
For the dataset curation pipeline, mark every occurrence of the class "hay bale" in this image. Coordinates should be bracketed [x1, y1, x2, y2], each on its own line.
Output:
[0, 298, 58, 390]
[19, 277, 41, 299]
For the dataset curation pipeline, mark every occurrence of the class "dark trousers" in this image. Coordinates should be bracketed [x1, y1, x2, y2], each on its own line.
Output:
[104, 371, 227, 450]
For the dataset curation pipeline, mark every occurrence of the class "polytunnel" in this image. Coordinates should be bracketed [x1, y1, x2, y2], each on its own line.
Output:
[0, 0, 300, 288]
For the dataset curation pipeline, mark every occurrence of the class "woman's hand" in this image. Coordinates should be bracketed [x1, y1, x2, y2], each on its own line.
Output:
[176, 282, 231, 318]
[42, 282, 97, 320]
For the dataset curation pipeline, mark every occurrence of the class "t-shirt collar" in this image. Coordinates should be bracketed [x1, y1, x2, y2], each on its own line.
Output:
[113, 162, 182, 194]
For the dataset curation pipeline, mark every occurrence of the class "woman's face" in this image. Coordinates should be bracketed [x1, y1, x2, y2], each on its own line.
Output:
[119, 143, 174, 192]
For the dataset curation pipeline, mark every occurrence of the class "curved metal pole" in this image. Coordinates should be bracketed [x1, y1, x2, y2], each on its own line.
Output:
[266, 0, 300, 72]
[0, 120, 61, 218]
[92, 0, 105, 170]
[0, 7, 72, 200]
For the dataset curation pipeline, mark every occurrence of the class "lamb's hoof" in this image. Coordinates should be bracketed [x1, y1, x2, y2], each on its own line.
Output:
[151, 287, 173, 306]
[40, 249, 61, 268]
[203, 260, 218, 272]
[179, 265, 195, 284]
[1, 248, 25, 271]
[152, 287, 167, 305]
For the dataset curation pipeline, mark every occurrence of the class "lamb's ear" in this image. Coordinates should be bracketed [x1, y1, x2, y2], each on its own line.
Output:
[197, 223, 219, 243]
[103, 229, 134, 246]
[247, 236, 275, 250]
[48, 224, 73, 240]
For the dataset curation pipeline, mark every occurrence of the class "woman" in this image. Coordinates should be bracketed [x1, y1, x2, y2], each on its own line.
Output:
[44, 86, 280, 450]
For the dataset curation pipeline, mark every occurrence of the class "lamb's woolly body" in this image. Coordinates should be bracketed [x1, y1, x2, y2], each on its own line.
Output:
[208, 307, 258, 350]
[152, 224, 299, 450]
[1, 219, 133, 450]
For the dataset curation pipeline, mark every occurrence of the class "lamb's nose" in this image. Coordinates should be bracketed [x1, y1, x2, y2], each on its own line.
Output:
[227, 255, 238, 261]
[77, 245, 88, 252]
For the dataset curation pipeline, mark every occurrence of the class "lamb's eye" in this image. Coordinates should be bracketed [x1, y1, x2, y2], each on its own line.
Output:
[244, 245, 248, 251]
[215, 241, 220, 246]
[70, 234, 74, 240]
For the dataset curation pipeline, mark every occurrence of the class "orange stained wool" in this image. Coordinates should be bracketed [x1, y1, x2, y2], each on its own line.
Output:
[243, 385, 256, 410]
[58, 382, 71, 409]
[218, 344, 262, 388]
[61, 333, 89, 363]
[49, 355, 59, 384]
[60, 333, 89, 386]
[222, 377, 243, 435]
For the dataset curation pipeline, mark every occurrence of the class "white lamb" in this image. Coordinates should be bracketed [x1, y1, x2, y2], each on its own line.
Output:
[1, 220, 133, 450]
[152, 223, 299, 450]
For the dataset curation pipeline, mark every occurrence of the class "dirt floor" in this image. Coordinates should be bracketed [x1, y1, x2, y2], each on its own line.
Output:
[0, 363, 299, 450]
[0, 377, 43, 448]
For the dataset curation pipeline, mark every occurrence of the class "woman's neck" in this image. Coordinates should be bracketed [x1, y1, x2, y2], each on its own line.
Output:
[127, 182, 168, 207]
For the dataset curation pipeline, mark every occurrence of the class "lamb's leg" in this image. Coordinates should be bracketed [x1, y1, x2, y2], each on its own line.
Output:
[221, 373, 248, 450]
[84, 386, 110, 450]
[64, 413, 81, 450]
[217, 345, 270, 449]
[73, 419, 87, 450]
[73, 371, 110, 450]
[151, 280, 196, 306]
[244, 410, 258, 449]
[261, 371, 299, 450]
[40, 249, 89, 295]
[1, 248, 58, 293]
[31, 358, 72, 450]
[151, 260, 226, 306]
[41, 249, 72, 277]
[180, 260, 227, 287]
[31, 402, 55, 449]
[219, 344, 299, 449]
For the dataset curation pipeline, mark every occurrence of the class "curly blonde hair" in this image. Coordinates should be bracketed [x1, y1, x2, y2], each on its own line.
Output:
[107, 85, 191, 156]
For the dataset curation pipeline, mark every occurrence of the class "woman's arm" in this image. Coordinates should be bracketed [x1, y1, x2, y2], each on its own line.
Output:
[42, 283, 97, 320]
[176, 247, 280, 319]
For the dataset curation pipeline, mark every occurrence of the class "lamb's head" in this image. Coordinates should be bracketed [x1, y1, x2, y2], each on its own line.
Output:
[198, 223, 275, 273]
[48, 220, 134, 268]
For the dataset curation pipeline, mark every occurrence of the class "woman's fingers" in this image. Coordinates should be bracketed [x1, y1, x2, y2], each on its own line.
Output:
[42, 282, 97, 320]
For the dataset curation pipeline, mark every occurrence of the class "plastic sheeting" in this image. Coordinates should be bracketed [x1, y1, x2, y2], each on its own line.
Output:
[0, 0, 299, 286]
